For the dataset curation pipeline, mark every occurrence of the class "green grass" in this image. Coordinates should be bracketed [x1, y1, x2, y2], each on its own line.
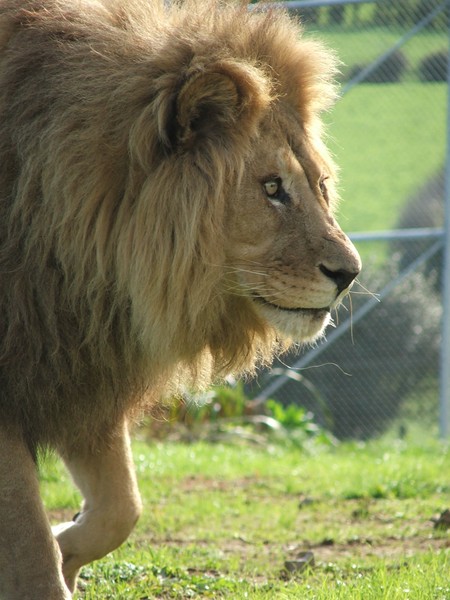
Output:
[320, 27, 447, 77]
[40, 436, 450, 599]
[300, 26, 449, 235]
[325, 81, 446, 233]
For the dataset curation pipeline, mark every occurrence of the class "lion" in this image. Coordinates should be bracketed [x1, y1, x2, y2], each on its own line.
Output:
[0, 0, 361, 597]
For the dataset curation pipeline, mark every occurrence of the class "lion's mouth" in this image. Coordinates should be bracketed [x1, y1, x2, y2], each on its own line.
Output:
[252, 294, 330, 315]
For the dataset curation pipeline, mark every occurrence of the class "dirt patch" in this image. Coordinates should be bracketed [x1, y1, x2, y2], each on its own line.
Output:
[142, 528, 449, 570]
[304, 533, 449, 562]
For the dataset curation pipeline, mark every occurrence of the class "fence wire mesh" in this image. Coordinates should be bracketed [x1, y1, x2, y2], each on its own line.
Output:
[246, 0, 448, 440]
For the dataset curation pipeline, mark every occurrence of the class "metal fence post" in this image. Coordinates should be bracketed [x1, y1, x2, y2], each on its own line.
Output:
[439, 0, 450, 439]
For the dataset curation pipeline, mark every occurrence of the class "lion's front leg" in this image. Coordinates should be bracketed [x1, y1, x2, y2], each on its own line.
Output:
[0, 425, 71, 600]
[53, 418, 142, 592]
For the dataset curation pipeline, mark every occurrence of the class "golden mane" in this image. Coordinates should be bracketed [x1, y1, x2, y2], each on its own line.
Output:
[0, 0, 338, 450]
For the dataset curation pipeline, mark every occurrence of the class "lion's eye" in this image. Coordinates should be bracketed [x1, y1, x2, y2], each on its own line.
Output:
[262, 176, 290, 205]
[263, 178, 281, 197]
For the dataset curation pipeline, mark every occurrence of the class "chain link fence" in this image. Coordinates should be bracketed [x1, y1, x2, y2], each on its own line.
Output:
[245, 0, 448, 440]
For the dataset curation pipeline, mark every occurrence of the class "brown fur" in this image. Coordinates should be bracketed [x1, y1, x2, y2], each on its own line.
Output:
[0, 1, 360, 596]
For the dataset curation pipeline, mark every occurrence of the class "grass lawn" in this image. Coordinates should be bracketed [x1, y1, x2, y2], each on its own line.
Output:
[41, 434, 450, 598]
[325, 81, 446, 234]
[302, 24, 449, 235]
[320, 27, 447, 78]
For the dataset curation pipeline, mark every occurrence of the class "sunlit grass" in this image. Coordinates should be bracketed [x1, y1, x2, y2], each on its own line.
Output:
[40, 436, 450, 599]
[326, 82, 446, 234]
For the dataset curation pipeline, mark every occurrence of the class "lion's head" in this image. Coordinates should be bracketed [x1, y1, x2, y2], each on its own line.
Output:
[224, 109, 360, 344]
[120, 1, 361, 377]
[0, 0, 361, 401]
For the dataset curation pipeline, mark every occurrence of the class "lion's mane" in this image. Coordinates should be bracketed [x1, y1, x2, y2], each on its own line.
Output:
[0, 0, 337, 452]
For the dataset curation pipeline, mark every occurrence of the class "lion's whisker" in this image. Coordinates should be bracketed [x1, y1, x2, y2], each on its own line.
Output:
[230, 258, 266, 267]
[348, 290, 355, 344]
[223, 283, 289, 301]
[224, 267, 270, 278]
[333, 306, 340, 326]
[352, 278, 380, 302]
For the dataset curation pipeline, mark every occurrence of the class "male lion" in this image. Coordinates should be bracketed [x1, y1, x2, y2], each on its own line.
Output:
[0, 0, 361, 597]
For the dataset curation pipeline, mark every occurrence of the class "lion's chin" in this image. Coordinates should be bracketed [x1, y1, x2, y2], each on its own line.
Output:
[254, 301, 331, 343]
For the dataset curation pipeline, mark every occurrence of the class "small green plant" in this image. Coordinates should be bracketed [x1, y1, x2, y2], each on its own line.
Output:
[142, 383, 335, 449]
[265, 399, 337, 448]
[266, 400, 316, 431]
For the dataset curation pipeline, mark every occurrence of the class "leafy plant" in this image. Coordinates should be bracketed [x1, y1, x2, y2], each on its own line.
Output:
[142, 382, 335, 448]
[266, 400, 316, 432]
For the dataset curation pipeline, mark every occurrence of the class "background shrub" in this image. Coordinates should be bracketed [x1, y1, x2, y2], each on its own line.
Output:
[347, 50, 408, 84]
[392, 167, 444, 292]
[372, 0, 447, 30]
[419, 50, 448, 82]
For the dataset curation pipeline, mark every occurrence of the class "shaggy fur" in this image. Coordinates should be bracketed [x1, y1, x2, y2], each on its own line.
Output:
[0, 0, 342, 454]
[0, 1, 360, 596]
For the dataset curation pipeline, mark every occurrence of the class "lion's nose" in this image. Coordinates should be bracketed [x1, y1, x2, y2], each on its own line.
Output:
[319, 264, 359, 295]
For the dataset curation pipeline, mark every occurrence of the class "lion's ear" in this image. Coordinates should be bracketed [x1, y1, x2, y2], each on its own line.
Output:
[172, 61, 271, 150]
